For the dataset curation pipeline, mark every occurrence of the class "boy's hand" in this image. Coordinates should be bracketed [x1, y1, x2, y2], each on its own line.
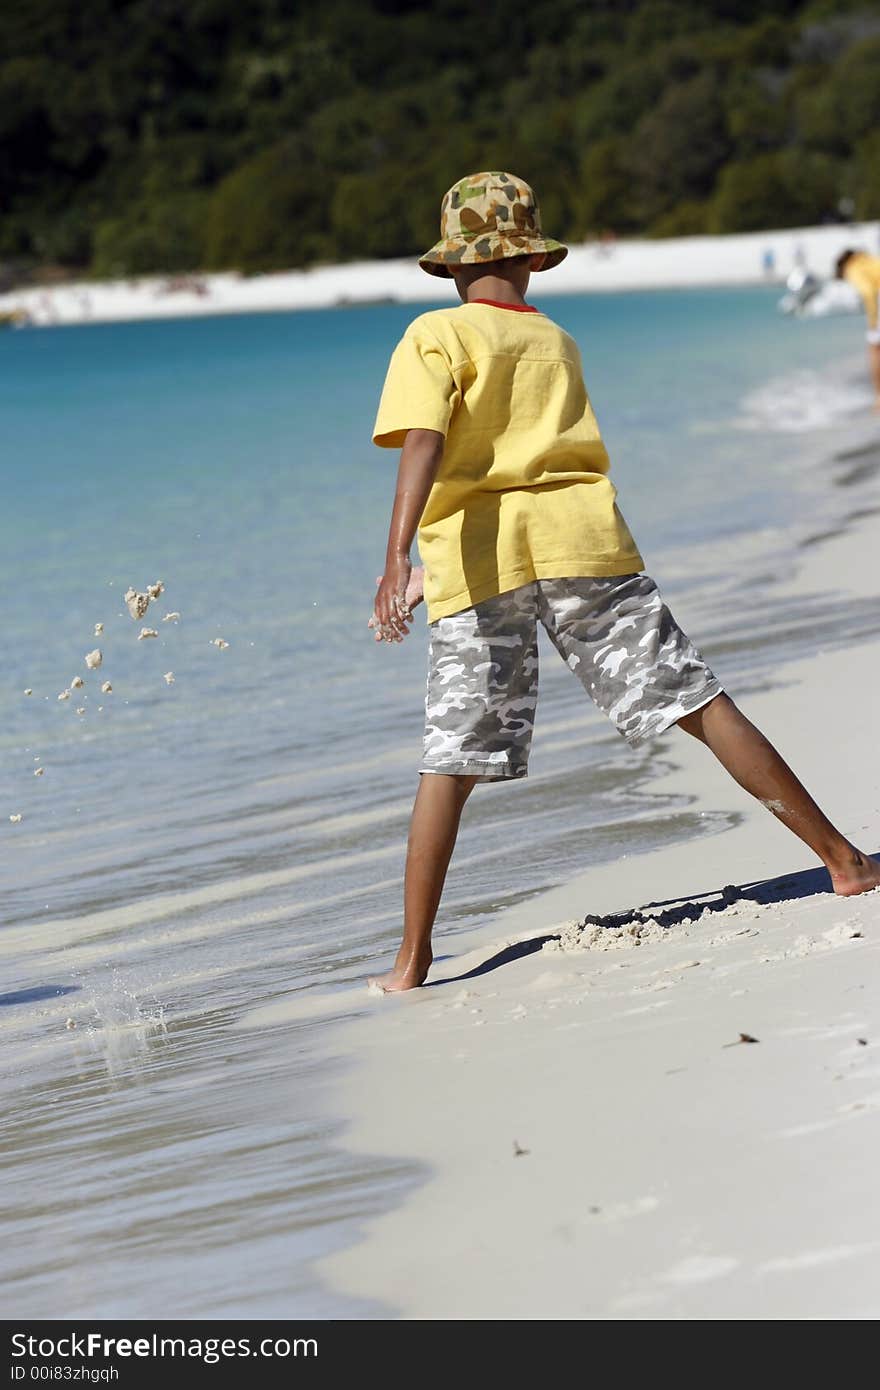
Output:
[369, 561, 424, 642]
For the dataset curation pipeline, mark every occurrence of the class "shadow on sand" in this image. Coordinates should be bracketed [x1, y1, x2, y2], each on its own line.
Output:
[431, 856, 878, 987]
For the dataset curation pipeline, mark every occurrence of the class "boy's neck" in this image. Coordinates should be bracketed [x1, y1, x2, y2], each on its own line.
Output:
[462, 275, 528, 307]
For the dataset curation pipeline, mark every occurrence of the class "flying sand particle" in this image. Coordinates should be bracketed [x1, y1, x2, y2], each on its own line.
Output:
[124, 588, 150, 620]
[94, 623, 104, 636]
[147, 581, 165, 599]
[34, 768, 44, 777]
[65, 1018, 76, 1030]
[57, 690, 70, 701]
[163, 671, 175, 685]
[75, 707, 86, 716]
[23, 689, 32, 696]
[9, 814, 22, 823]
[84, 648, 102, 669]
[162, 612, 180, 623]
[211, 638, 229, 649]
[101, 681, 112, 693]
[70, 675, 84, 689]
[138, 628, 159, 640]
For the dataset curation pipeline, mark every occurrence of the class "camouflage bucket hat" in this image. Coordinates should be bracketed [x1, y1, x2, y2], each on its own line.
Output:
[419, 171, 568, 278]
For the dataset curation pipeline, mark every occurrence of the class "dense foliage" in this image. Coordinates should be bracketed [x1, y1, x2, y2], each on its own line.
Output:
[1, 0, 879, 278]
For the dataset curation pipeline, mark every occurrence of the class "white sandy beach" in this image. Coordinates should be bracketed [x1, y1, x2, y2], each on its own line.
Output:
[5, 221, 880, 1322]
[2, 221, 877, 326]
[286, 429, 880, 1320]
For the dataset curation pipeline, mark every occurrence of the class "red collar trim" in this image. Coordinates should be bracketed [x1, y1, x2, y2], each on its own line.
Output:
[470, 298, 541, 313]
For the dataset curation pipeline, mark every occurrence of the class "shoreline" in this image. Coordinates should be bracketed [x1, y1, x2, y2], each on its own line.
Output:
[306, 417, 880, 1319]
[1, 221, 876, 328]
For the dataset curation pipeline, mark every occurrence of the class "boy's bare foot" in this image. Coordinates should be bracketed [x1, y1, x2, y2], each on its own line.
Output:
[827, 849, 880, 897]
[368, 949, 433, 993]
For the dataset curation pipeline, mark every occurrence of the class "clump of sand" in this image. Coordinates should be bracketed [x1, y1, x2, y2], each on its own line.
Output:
[545, 918, 683, 954]
[124, 588, 150, 620]
[20, 576, 192, 824]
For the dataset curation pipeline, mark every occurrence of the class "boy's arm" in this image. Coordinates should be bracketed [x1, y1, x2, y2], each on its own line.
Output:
[372, 428, 445, 641]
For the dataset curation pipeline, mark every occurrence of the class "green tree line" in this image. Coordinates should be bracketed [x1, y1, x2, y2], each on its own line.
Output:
[1, 0, 878, 280]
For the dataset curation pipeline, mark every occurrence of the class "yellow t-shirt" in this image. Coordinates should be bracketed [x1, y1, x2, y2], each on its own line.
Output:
[845, 253, 880, 331]
[373, 300, 644, 621]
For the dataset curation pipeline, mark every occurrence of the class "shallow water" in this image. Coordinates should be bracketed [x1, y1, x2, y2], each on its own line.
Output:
[1, 286, 877, 1315]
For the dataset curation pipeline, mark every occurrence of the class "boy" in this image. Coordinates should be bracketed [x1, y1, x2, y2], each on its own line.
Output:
[369, 172, 879, 993]
[835, 249, 880, 410]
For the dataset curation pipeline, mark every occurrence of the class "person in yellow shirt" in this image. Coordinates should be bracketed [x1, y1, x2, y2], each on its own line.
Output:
[368, 172, 880, 992]
[836, 249, 880, 408]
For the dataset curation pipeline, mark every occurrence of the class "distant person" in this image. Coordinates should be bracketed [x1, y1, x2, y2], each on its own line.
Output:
[367, 171, 880, 992]
[836, 249, 880, 410]
[38, 292, 58, 324]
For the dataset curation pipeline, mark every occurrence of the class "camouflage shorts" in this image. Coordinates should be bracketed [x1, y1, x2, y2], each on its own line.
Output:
[421, 575, 722, 781]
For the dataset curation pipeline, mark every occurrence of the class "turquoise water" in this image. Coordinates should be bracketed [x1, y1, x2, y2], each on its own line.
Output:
[0, 286, 876, 1316]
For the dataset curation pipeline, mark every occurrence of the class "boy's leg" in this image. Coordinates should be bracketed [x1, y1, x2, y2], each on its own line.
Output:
[369, 772, 478, 993]
[678, 693, 880, 895]
[372, 586, 540, 992]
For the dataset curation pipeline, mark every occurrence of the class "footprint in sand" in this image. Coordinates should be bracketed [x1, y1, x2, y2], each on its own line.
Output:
[632, 978, 676, 994]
